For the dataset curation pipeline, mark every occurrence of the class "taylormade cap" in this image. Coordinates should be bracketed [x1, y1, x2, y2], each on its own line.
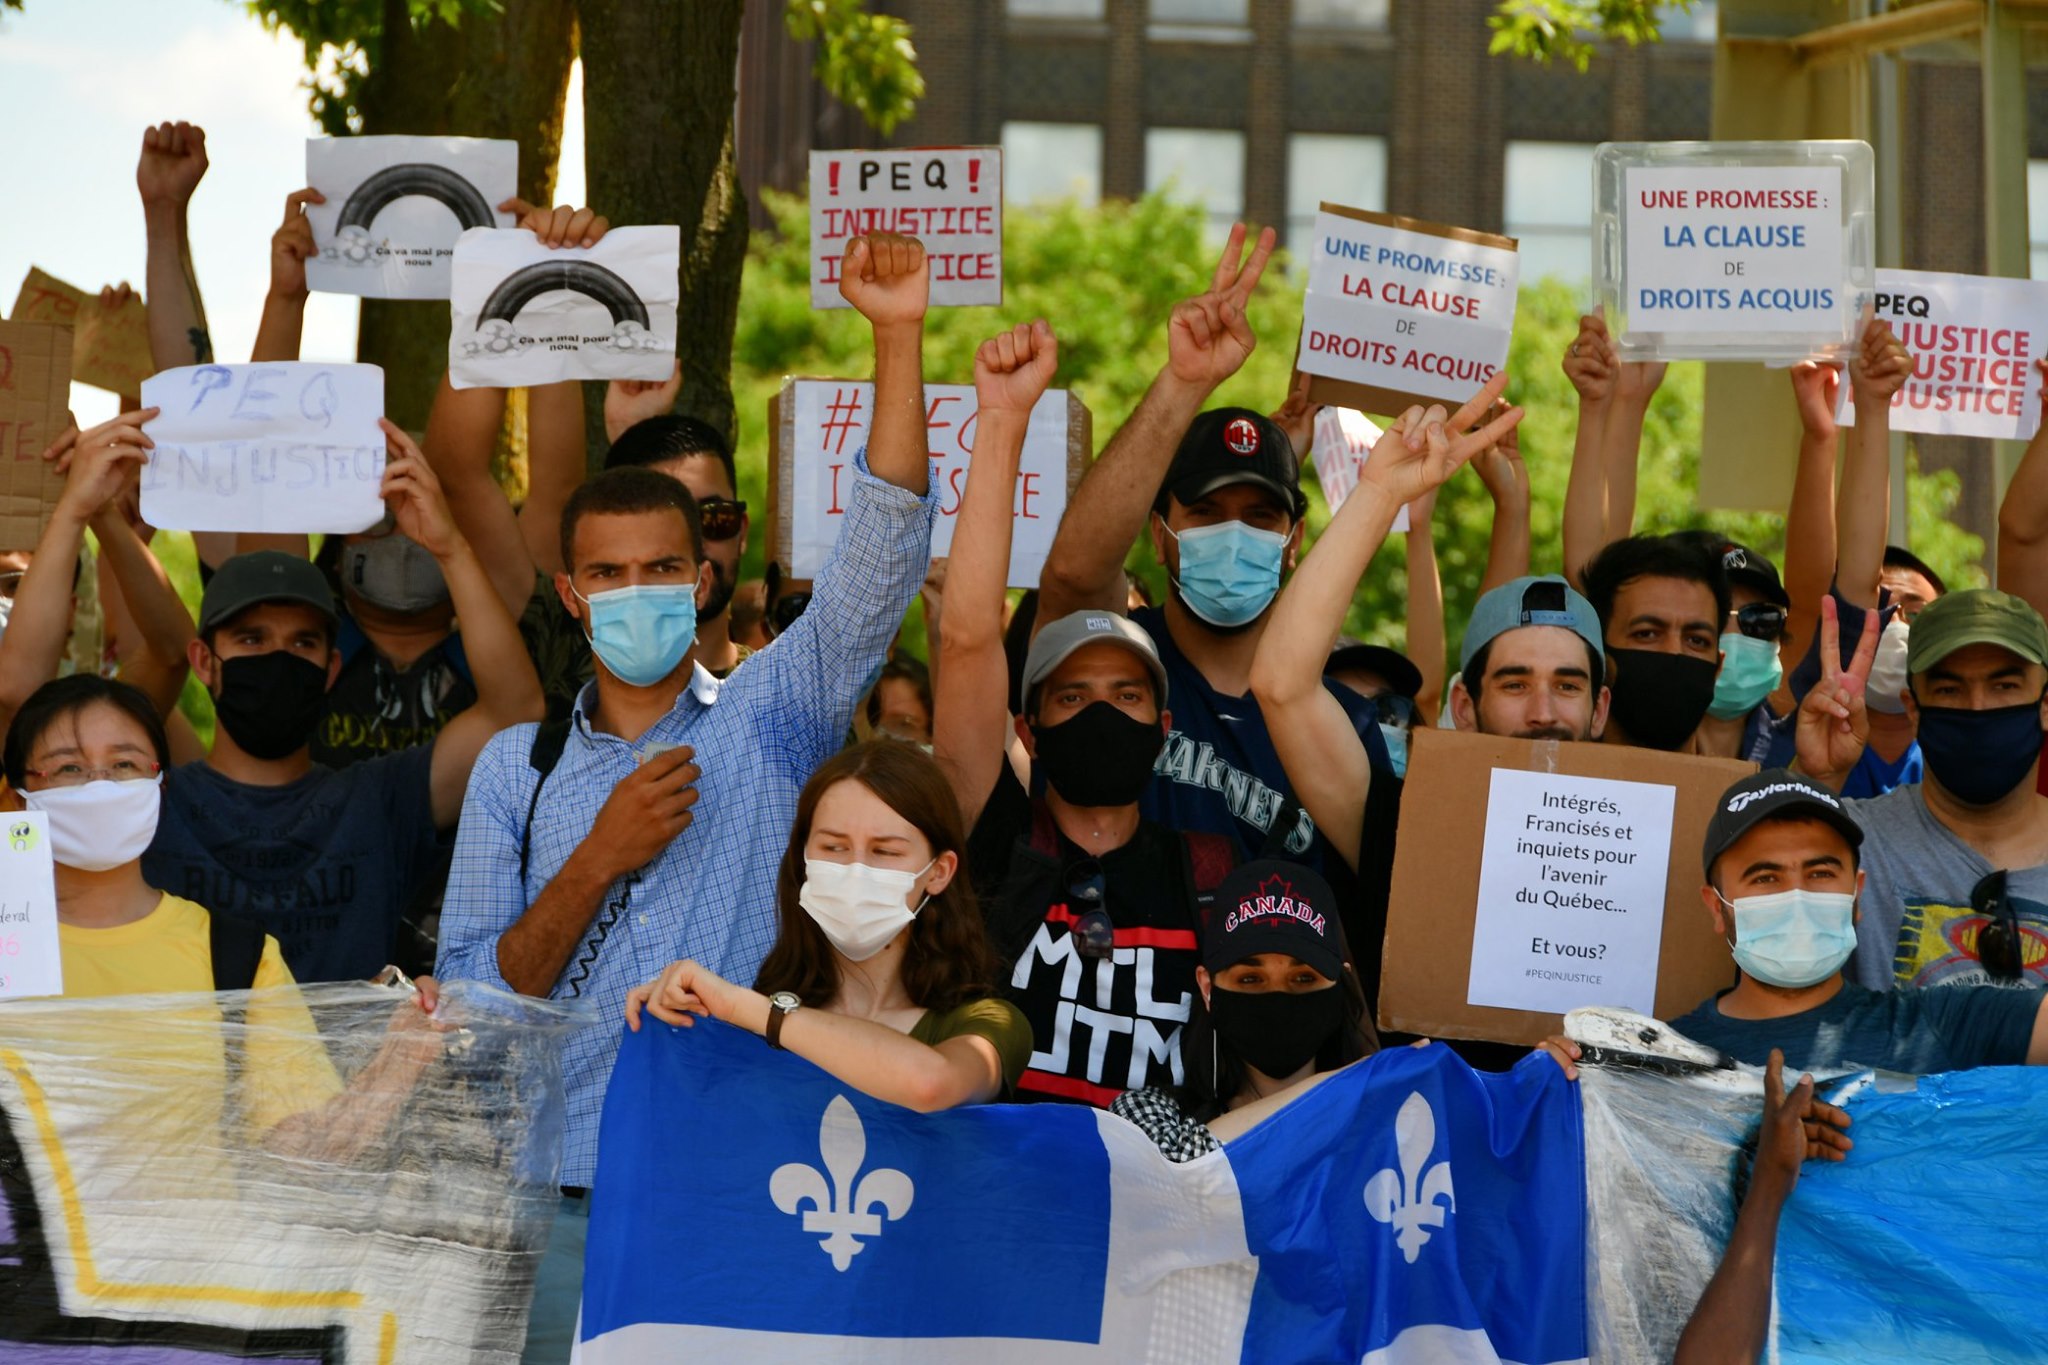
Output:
[198, 551, 339, 635]
[1459, 575, 1605, 675]
[1202, 858, 1344, 981]
[1700, 768, 1864, 880]
[1022, 611, 1169, 709]
[1905, 588, 2048, 674]
[1159, 408, 1305, 518]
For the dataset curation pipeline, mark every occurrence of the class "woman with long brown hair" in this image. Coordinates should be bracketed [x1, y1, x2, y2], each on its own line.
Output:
[625, 740, 1030, 1109]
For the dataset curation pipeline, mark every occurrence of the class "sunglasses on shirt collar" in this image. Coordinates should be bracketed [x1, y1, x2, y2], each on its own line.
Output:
[1065, 859, 1115, 960]
[1970, 868, 2029, 983]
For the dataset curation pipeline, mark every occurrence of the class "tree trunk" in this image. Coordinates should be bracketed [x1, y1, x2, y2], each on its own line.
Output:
[352, 0, 579, 436]
[576, 0, 750, 465]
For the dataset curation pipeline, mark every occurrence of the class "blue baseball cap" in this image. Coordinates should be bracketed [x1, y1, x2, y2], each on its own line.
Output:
[1459, 575, 1605, 676]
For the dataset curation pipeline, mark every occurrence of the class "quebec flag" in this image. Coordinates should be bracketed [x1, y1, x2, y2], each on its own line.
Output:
[577, 1021, 1587, 1364]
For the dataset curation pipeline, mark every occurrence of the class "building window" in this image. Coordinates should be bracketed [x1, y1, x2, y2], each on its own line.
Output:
[1002, 122, 1104, 207]
[1287, 133, 1387, 248]
[1658, 2, 1718, 43]
[1150, 0, 1250, 21]
[1145, 127, 1246, 236]
[1294, 0, 1390, 27]
[1007, 0, 1106, 18]
[1504, 141, 1596, 283]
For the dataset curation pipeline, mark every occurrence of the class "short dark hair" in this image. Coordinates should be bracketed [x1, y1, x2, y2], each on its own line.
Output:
[1459, 631, 1605, 702]
[865, 657, 932, 728]
[1581, 533, 1731, 638]
[605, 416, 738, 497]
[559, 467, 704, 574]
[3, 675, 170, 788]
[1883, 544, 1947, 597]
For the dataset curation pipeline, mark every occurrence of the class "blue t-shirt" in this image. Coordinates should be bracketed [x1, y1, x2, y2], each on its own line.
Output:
[1131, 606, 1384, 867]
[1841, 739, 1922, 800]
[142, 747, 441, 983]
[1670, 982, 2042, 1073]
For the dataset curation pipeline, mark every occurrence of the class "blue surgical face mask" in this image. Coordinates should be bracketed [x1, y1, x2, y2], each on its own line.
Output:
[1721, 887, 1857, 988]
[1707, 631, 1784, 719]
[1167, 519, 1286, 628]
[574, 581, 699, 687]
[1378, 722, 1409, 780]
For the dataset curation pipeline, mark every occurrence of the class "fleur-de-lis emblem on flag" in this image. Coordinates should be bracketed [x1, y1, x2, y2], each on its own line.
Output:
[1364, 1091, 1456, 1264]
[770, 1095, 915, 1271]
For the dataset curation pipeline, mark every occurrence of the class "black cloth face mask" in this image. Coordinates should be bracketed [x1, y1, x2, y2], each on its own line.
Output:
[1030, 701, 1165, 808]
[1209, 983, 1345, 1080]
[1605, 649, 1718, 751]
[213, 650, 329, 761]
[1915, 697, 2047, 806]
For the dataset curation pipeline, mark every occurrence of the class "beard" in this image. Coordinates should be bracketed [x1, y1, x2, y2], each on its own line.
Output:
[1512, 724, 1586, 742]
[698, 560, 739, 623]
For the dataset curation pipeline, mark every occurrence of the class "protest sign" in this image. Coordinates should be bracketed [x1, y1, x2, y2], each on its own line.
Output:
[304, 135, 517, 300]
[1309, 405, 1408, 532]
[809, 148, 1003, 310]
[1379, 727, 1752, 1046]
[1836, 267, 2048, 440]
[1295, 205, 1519, 417]
[0, 810, 60, 1001]
[1594, 140, 1875, 363]
[139, 363, 387, 533]
[769, 378, 1088, 589]
[9, 266, 153, 395]
[448, 225, 679, 389]
[0, 320, 74, 551]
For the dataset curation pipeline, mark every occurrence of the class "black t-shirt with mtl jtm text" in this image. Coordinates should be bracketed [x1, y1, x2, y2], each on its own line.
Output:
[968, 768, 1200, 1107]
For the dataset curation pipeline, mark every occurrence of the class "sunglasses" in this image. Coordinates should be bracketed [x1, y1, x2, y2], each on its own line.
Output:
[1374, 693, 1418, 732]
[769, 590, 812, 635]
[1733, 601, 1788, 643]
[1065, 859, 1115, 960]
[698, 496, 747, 543]
[1970, 868, 2028, 983]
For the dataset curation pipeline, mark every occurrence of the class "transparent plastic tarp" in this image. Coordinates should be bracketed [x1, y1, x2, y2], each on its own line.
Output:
[1592, 140, 1876, 363]
[0, 980, 585, 1363]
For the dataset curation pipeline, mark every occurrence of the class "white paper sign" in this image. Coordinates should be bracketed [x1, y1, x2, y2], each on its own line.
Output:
[789, 380, 1066, 588]
[0, 810, 62, 1001]
[140, 363, 387, 533]
[1296, 207, 1519, 407]
[305, 136, 517, 300]
[1837, 267, 2048, 440]
[809, 148, 1003, 309]
[1465, 768, 1676, 1016]
[1624, 166, 1845, 335]
[1309, 406, 1408, 533]
[448, 226, 680, 389]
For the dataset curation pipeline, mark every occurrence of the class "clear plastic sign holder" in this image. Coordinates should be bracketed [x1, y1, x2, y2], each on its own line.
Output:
[1592, 140, 1875, 364]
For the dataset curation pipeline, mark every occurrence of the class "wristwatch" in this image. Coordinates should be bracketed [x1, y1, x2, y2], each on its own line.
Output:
[765, 991, 802, 1050]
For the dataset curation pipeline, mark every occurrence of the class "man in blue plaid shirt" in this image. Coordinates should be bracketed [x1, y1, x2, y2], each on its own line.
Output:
[435, 232, 938, 1362]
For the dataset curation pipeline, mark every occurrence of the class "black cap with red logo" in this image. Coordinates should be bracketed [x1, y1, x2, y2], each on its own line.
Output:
[1158, 407, 1305, 518]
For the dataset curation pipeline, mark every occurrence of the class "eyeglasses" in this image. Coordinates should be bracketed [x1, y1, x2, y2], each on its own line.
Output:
[769, 591, 812, 636]
[1065, 859, 1115, 959]
[24, 760, 162, 788]
[698, 496, 747, 543]
[1970, 868, 2027, 982]
[1733, 602, 1788, 643]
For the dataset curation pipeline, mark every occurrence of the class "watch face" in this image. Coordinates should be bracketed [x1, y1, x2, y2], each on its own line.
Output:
[771, 992, 801, 1011]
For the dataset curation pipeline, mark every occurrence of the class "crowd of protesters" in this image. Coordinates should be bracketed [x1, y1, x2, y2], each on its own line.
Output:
[2, 120, 2045, 1362]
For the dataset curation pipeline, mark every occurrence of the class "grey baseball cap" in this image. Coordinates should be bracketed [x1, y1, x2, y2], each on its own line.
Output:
[198, 551, 338, 634]
[1460, 574, 1605, 675]
[1023, 611, 1169, 708]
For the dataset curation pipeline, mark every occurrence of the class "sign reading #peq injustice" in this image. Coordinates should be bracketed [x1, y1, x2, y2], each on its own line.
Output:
[1593, 140, 1876, 364]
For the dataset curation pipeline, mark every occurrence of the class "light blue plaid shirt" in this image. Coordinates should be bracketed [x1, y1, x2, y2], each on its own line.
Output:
[437, 449, 936, 1186]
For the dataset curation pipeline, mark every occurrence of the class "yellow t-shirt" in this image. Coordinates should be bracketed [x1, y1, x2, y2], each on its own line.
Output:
[57, 893, 341, 1137]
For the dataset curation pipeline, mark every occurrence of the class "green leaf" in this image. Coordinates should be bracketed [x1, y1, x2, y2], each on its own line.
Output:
[784, 0, 924, 136]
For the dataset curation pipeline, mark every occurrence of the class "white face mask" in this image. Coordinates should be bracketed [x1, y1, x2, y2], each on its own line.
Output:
[798, 857, 935, 962]
[1866, 615, 1911, 715]
[24, 775, 163, 872]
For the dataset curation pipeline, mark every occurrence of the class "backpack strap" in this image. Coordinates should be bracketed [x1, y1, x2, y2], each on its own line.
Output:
[518, 719, 575, 882]
[207, 912, 267, 993]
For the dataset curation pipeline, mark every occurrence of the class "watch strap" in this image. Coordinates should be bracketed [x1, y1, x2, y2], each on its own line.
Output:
[766, 995, 795, 1050]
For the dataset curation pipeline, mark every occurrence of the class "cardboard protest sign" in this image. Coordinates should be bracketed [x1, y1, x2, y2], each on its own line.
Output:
[1837, 267, 2048, 440]
[768, 378, 1089, 589]
[809, 148, 1002, 309]
[9, 266, 153, 395]
[1595, 140, 1875, 363]
[1379, 727, 1753, 1047]
[305, 135, 518, 299]
[1293, 205, 1518, 417]
[139, 363, 387, 533]
[448, 225, 679, 389]
[1309, 406, 1407, 533]
[0, 320, 74, 551]
[0, 810, 61, 1000]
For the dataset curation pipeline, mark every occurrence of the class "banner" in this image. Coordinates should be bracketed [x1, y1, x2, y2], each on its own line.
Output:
[10, 266, 154, 396]
[0, 811, 59, 1001]
[0, 980, 583, 1363]
[1837, 267, 2048, 440]
[1309, 406, 1407, 532]
[0, 319, 73, 551]
[449, 226, 679, 389]
[305, 135, 518, 300]
[809, 148, 1003, 309]
[578, 1019, 1588, 1364]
